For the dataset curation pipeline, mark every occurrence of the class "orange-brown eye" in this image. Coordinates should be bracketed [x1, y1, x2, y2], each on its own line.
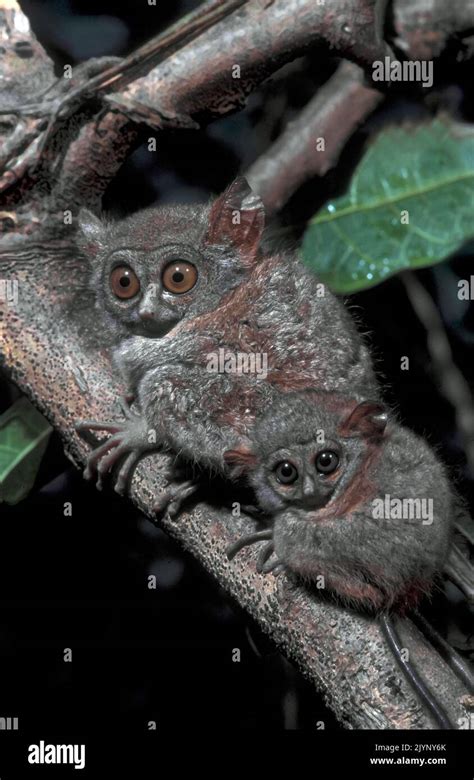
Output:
[110, 266, 140, 299]
[162, 261, 198, 294]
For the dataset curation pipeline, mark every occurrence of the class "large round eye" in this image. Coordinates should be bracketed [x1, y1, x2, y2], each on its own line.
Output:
[162, 261, 198, 294]
[110, 266, 140, 299]
[274, 461, 299, 485]
[315, 450, 340, 475]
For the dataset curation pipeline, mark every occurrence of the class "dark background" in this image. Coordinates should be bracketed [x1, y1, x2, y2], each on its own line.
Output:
[0, 0, 472, 733]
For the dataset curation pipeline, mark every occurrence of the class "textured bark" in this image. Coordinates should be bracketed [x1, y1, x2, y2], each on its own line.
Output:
[0, 0, 473, 730]
[106, 0, 392, 124]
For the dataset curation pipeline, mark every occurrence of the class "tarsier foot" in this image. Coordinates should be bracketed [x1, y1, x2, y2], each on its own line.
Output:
[153, 479, 199, 520]
[226, 530, 284, 576]
[256, 541, 275, 573]
[75, 400, 152, 493]
[163, 463, 191, 484]
[261, 558, 285, 576]
[239, 503, 268, 521]
[226, 529, 272, 561]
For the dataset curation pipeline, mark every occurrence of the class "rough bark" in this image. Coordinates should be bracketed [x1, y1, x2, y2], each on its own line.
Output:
[105, 0, 392, 123]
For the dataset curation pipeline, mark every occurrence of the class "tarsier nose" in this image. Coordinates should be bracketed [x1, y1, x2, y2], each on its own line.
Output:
[303, 475, 314, 496]
[139, 284, 160, 320]
[139, 308, 155, 321]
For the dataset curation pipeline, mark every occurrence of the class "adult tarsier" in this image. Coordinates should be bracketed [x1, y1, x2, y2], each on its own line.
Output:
[76, 178, 472, 727]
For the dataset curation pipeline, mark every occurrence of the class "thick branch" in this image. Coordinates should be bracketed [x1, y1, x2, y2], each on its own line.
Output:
[1, 0, 473, 730]
[0, 0, 391, 215]
[3, 0, 473, 213]
[107, 0, 391, 126]
[246, 60, 383, 215]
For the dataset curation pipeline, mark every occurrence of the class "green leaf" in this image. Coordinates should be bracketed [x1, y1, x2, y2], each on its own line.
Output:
[0, 397, 52, 505]
[301, 119, 474, 293]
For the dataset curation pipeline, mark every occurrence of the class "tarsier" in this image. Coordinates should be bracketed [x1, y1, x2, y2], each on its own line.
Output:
[224, 391, 453, 613]
[76, 178, 471, 728]
[76, 177, 379, 500]
[224, 391, 473, 727]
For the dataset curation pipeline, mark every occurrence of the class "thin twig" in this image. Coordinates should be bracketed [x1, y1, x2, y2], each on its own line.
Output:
[401, 270, 474, 477]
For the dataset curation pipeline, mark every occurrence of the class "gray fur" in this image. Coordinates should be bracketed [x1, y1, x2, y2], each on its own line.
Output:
[76, 178, 380, 502]
[240, 393, 383, 514]
[258, 398, 455, 610]
[77, 199, 253, 342]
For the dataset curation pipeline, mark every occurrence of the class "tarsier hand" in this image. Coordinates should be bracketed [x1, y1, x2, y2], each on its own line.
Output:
[75, 397, 153, 494]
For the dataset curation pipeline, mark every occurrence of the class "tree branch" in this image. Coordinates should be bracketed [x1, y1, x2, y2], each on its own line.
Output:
[0, 0, 391, 215]
[106, 0, 391, 126]
[246, 60, 383, 215]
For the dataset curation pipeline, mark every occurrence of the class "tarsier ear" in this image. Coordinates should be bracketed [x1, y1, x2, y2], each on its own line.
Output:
[339, 401, 388, 439]
[205, 177, 265, 267]
[223, 442, 257, 477]
[76, 208, 106, 258]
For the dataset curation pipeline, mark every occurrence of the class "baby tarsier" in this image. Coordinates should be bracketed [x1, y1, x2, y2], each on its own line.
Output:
[224, 391, 454, 613]
[75, 177, 453, 612]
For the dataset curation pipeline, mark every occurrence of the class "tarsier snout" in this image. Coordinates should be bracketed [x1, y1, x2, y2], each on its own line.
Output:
[138, 285, 160, 320]
[302, 474, 315, 497]
[137, 286, 181, 334]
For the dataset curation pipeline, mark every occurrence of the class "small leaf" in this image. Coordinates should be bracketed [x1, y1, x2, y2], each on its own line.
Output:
[301, 119, 474, 293]
[0, 397, 52, 505]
